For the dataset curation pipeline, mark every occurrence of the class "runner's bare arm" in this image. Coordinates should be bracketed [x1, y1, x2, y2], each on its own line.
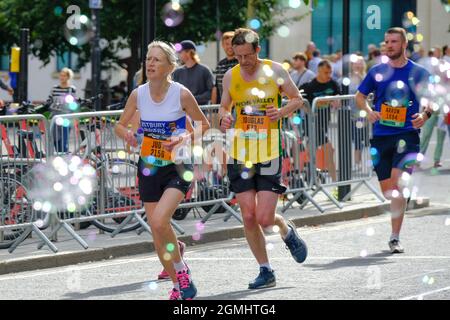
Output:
[115, 89, 138, 146]
[355, 90, 381, 123]
[276, 62, 305, 118]
[218, 70, 234, 131]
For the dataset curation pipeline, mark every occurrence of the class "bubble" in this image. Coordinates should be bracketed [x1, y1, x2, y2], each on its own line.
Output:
[375, 74, 383, 82]
[360, 249, 368, 257]
[355, 121, 364, 129]
[406, 33, 414, 41]
[117, 151, 126, 159]
[79, 178, 93, 195]
[192, 233, 201, 241]
[54, 6, 63, 16]
[392, 190, 400, 198]
[148, 281, 158, 290]
[77, 196, 86, 205]
[241, 172, 249, 179]
[35, 219, 44, 228]
[193, 145, 203, 157]
[416, 34, 424, 42]
[266, 242, 274, 250]
[422, 275, 429, 283]
[99, 38, 109, 50]
[251, 87, 259, 96]
[244, 33, 256, 43]
[33, 201, 43, 211]
[64, 14, 94, 46]
[55, 117, 64, 126]
[42, 202, 52, 213]
[166, 243, 175, 252]
[248, 18, 261, 29]
[111, 165, 120, 174]
[282, 63, 291, 71]
[403, 188, 411, 199]
[277, 26, 290, 38]
[416, 197, 424, 205]
[289, 0, 301, 8]
[161, 2, 184, 27]
[257, 91, 266, 99]
[245, 161, 253, 169]
[381, 56, 389, 64]
[263, 65, 274, 77]
[342, 77, 351, 86]
[293, 116, 302, 125]
[411, 17, 420, 25]
[33, 39, 43, 49]
[272, 225, 280, 233]
[276, 77, 285, 86]
[62, 119, 71, 128]
[244, 105, 253, 114]
[445, 218, 450, 226]
[174, 43, 182, 52]
[196, 222, 205, 232]
[370, 148, 378, 156]
[163, 252, 172, 261]
[366, 227, 375, 236]
[359, 110, 367, 118]
[53, 182, 63, 192]
[386, 81, 409, 106]
[182, 170, 193, 182]
[401, 172, 410, 181]
[67, 202, 77, 212]
[416, 153, 424, 162]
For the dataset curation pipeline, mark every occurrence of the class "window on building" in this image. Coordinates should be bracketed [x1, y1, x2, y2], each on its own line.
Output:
[312, 0, 395, 55]
[56, 51, 80, 72]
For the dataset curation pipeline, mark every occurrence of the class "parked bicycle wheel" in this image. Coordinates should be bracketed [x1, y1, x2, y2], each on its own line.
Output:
[89, 158, 144, 233]
[0, 175, 33, 249]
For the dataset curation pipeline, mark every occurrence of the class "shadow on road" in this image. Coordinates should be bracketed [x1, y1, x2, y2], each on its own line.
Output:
[197, 286, 296, 300]
[304, 252, 393, 270]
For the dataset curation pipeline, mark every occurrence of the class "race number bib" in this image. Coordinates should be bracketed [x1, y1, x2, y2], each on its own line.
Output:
[140, 136, 171, 162]
[239, 106, 270, 132]
[380, 103, 407, 128]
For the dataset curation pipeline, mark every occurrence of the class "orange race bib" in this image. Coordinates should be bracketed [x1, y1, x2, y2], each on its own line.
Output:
[380, 103, 407, 128]
[140, 136, 172, 162]
[238, 106, 270, 132]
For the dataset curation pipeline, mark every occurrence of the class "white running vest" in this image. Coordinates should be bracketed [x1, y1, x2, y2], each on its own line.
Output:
[137, 82, 187, 166]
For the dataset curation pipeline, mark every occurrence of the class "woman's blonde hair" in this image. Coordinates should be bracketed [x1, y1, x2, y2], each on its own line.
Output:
[60, 67, 74, 81]
[147, 41, 179, 74]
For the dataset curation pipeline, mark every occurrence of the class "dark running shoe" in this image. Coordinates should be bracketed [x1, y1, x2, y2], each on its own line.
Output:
[248, 267, 276, 289]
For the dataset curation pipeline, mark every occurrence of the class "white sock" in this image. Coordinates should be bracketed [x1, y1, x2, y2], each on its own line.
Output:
[260, 263, 273, 272]
[283, 227, 293, 240]
[173, 260, 186, 273]
[390, 233, 400, 242]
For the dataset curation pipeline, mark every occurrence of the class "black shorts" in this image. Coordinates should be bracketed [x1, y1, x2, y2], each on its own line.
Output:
[137, 160, 192, 202]
[370, 131, 420, 181]
[227, 157, 287, 194]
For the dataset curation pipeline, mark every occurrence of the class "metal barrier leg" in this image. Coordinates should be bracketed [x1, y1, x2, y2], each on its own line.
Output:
[342, 181, 363, 202]
[301, 191, 325, 213]
[363, 180, 385, 203]
[281, 193, 301, 213]
[110, 214, 135, 238]
[320, 187, 344, 209]
[299, 187, 320, 209]
[200, 203, 221, 224]
[9, 224, 58, 253]
[60, 221, 89, 249]
[37, 224, 63, 250]
[171, 219, 185, 235]
[222, 201, 242, 223]
[8, 226, 33, 253]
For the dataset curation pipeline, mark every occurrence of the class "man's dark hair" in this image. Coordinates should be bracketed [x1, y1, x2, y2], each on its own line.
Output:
[386, 27, 407, 43]
[232, 28, 260, 51]
[312, 50, 321, 58]
[318, 59, 332, 69]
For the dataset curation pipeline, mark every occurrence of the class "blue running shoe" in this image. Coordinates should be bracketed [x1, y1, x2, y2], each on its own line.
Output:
[284, 220, 308, 263]
[176, 269, 197, 300]
[248, 267, 276, 289]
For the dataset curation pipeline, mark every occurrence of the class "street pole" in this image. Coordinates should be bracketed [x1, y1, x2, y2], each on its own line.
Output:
[18, 28, 29, 103]
[90, 0, 102, 110]
[337, 0, 352, 201]
[142, 0, 156, 84]
[216, 0, 220, 66]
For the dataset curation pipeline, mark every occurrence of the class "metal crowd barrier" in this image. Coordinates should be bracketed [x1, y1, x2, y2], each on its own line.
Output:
[0, 114, 59, 252]
[305, 95, 385, 210]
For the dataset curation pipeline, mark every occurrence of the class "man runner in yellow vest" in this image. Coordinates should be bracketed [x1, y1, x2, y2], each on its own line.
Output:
[219, 28, 308, 289]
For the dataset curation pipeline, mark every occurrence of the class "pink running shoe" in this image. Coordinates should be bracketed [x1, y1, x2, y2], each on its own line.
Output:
[169, 288, 181, 300]
[158, 240, 187, 280]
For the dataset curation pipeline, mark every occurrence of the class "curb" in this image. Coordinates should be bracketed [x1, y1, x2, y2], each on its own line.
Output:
[0, 198, 430, 275]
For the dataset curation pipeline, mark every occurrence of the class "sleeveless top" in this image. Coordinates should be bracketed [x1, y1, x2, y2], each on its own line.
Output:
[228, 59, 282, 164]
[137, 81, 187, 167]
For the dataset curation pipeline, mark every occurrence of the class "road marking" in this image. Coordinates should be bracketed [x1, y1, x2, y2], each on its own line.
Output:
[400, 286, 450, 300]
[1, 256, 450, 282]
